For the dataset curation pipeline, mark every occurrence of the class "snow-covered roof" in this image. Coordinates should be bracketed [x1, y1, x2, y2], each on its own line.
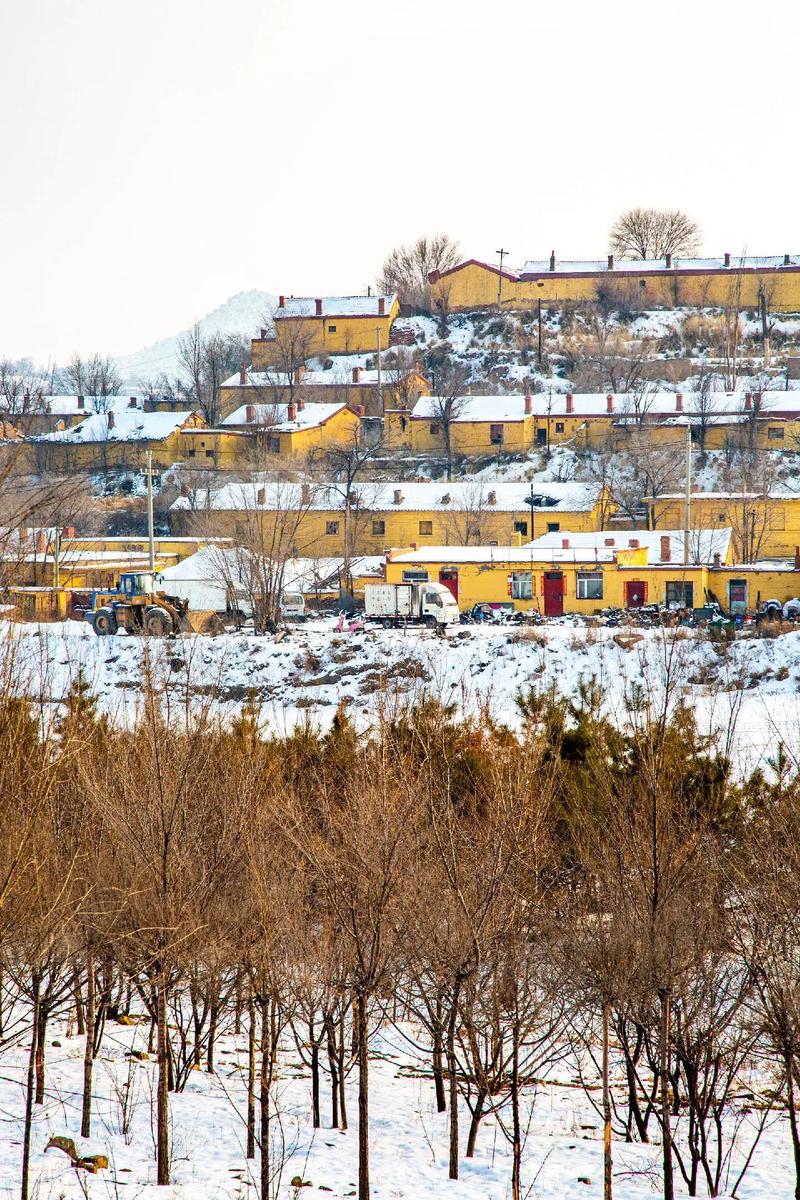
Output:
[171, 479, 603, 516]
[410, 391, 800, 422]
[523, 527, 732, 565]
[520, 255, 800, 276]
[159, 548, 384, 600]
[390, 528, 732, 567]
[222, 367, 425, 390]
[0, 394, 145, 417]
[411, 395, 532, 423]
[221, 402, 351, 432]
[274, 295, 397, 319]
[36, 411, 200, 444]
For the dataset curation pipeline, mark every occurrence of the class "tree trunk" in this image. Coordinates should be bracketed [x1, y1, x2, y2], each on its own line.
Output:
[207, 999, 218, 1073]
[466, 1089, 486, 1157]
[156, 973, 170, 1185]
[325, 1011, 339, 1128]
[73, 969, 85, 1038]
[603, 1001, 613, 1200]
[338, 1007, 348, 1131]
[446, 984, 461, 1180]
[247, 992, 256, 1160]
[260, 995, 272, 1200]
[659, 989, 674, 1200]
[357, 990, 370, 1200]
[81, 949, 95, 1138]
[311, 1027, 321, 1128]
[20, 975, 40, 1200]
[511, 1020, 522, 1200]
[785, 1051, 800, 1200]
[432, 1019, 446, 1113]
[34, 1004, 47, 1105]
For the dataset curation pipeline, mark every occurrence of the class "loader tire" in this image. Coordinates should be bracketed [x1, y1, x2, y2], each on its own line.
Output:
[93, 607, 117, 636]
[144, 607, 173, 637]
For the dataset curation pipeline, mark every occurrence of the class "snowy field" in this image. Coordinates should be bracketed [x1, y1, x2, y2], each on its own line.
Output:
[0, 1009, 794, 1200]
[2, 615, 800, 772]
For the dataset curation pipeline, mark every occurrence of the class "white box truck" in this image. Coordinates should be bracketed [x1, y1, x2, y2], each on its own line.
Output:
[364, 581, 460, 627]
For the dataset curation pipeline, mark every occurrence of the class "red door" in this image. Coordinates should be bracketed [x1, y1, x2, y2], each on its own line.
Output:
[543, 572, 563, 617]
[439, 569, 459, 601]
[625, 581, 646, 608]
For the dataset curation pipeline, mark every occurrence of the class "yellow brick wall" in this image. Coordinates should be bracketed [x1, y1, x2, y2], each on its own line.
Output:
[433, 260, 800, 313]
[251, 301, 400, 368]
[653, 496, 800, 559]
[409, 416, 534, 455]
[172, 501, 603, 552]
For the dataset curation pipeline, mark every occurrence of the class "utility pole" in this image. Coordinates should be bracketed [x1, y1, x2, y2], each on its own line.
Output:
[537, 298, 543, 367]
[375, 326, 383, 413]
[53, 527, 61, 591]
[145, 450, 156, 575]
[496, 248, 510, 310]
[684, 420, 692, 565]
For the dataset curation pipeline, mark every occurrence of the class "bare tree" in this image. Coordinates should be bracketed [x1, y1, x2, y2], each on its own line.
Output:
[311, 429, 385, 599]
[63, 352, 122, 398]
[177, 324, 249, 426]
[429, 363, 471, 481]
[378, 233, 460, 311]
[609, 208, 701, 260]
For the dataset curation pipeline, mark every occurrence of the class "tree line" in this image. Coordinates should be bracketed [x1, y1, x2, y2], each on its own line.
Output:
[1, 651, 799, 1200]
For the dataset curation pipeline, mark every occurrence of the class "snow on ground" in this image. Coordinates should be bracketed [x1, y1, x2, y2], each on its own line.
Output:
[4, 618, 800, 774]
[0, 1008, 793, 1199]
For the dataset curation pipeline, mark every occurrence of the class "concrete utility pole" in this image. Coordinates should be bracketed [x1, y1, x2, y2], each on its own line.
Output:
[146, 450, 156, 574]
[496, 248, 510, 309]
[53, 527, 61, 591]
[684, 420, 692, 566]
[375, 326, 383, 413]
[537, 298, 543, 367]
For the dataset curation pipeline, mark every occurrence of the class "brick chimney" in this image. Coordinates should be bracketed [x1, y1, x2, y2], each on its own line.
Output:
[606, 394, 614, 413]
[257, 487, 265, 506]
[666, 253, 672, 269]
[279, 296, 285, 308]
[357, 404, 366, 417]
[378, 297, 386, 316]
[676, 393, 683, 412]
[77, 395, 85, 409]
[36, 531, 47, 554]
[294, 364, 304, 383]
[604, 537, 615, 546]
[607, 254, 614, 270]
[487, 490, 497, 504]
[107, 411, 115, 430]
[524, 394, 532, 415]
[301, 482, 312, 505]
[393, 488, 404, 505]
[713, 552, 721, 568]
[724, 252, 730, 268]
[549, 250, 556, 272]
[566, 393, 574, 413]
[314, 298, 323, 316]
[239, 367, 247, 385]
[245, 404, 255, 423]
[629, 538, 640, 548]
[129, 396, 137, 408]
[352, 367, 361, 383]
[744, 393, 752, 410]
[660, 535, 671, 562]
[785, 254, 791, 266]
[561, 537, 570, 549]
[260, 327, 268, 339]
[61, 525, 75, 539]
[287, 401, 297, 421]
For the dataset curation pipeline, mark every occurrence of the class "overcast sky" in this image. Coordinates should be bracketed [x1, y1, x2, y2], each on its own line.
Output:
[2, 0, 798, 365]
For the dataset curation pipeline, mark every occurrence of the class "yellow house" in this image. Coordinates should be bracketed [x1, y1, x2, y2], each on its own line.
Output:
[387, 390, 800, 455]
[2, 394, 145, 436]
[221, 363, 430, 419]
[650, 491, 800, 561]
[430, 253, 800, 312]
[169, 479, 611, 555]
[220, 400, 360, 458]
[383, 527, 779, 615]
[251, 294, 400, 367]
[34, 410, 206, 472]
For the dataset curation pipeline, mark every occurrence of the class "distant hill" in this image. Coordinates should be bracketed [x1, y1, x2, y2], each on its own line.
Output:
[116, 289, 277, 385]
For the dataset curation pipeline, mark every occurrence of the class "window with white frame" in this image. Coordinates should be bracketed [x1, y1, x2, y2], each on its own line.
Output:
[576, 572, 603, 600]
[510, 571, 533, 599]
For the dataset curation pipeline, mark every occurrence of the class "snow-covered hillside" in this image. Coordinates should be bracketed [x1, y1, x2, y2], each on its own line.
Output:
[6, 617, 799, 776]
[116, 289, 277, 385]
